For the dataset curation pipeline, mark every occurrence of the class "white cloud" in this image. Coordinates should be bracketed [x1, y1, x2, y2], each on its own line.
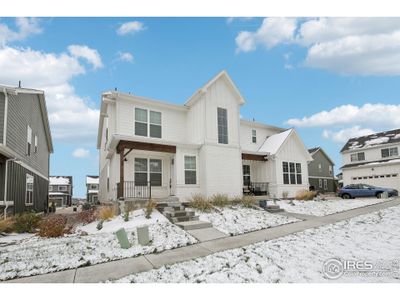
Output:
[0, 46, 100, 144]
[117, 51, 134, 62]
[72, 148, 90, 158]
[0, 17, 42, 45]
[68, 45, 103, 69]
[116, 21, 145, 36]
[322, 126, 376, 143]
[236, 18, 297, 53]
[235, 17, 400, 76]
[286, 103, 400, 128]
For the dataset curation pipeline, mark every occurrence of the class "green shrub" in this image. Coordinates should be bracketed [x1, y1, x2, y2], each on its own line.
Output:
[145, 199, 157, 219]
[124, 211, 130, 222]
[38, 215, 71, 238]
[295, 190, 317, 200]
[13, 212, 42, 233]
[96, 220, 104, 231]
[240, 196, 257, 208]
[210, 193, 230, 207]
[188, 194, 213, 212]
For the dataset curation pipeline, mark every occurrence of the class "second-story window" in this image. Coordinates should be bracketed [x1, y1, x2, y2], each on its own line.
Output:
[381, 147, 398, 158]
[135, 108, 162, 138]
[350, 152, 365, 162]
[329, 165, 333, 175]
[49, 185, 53, 192]
[34, 135, 38, 153]
[58, 186, 68, 192]
[252, 129, 257, 143]
[217, 107, 228, 144]
[27, 125, 32, 156]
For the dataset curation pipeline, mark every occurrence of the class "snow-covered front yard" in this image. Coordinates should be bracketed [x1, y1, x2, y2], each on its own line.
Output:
[278, 198, 389, 216]
[0, 210, 196, 281]
[197, 206, 299, 235]
[114, 205, 400, 283]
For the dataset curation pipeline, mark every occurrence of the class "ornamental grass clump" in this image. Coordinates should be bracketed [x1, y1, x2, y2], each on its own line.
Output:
[38, 215, 72, 238]
[210, 193, 230, 207]
[145, 199, 157, 219]
[0, 216, 15, 234]
[295, 190, 317, 200]
[98, 206, 116, 221]
[77, 208, 97, 225]
[13, 212, 42, 233]
[188, 194, 213, 212]
[240, 195, 257, 208]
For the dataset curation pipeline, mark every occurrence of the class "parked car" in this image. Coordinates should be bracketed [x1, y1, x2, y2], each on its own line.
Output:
[338, 184, 398, 199]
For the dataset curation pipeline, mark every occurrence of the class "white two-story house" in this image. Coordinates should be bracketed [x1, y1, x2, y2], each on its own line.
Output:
[340, 128, 400, 191]
[97, 71, 312, 202]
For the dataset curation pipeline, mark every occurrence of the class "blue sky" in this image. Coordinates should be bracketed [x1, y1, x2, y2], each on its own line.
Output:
[1, 17, 400, 197]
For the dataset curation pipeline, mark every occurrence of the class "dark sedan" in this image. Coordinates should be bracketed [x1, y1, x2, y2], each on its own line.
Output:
[338, 184, 398, 199]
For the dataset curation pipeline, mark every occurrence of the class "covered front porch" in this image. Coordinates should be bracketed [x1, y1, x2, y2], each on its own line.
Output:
[116, 140, 177, 200]
[242, 153, 270, 196]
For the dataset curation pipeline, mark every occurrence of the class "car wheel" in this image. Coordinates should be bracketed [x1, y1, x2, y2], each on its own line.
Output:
[342, 194, 351, 199]
[376, 192, 382, 199]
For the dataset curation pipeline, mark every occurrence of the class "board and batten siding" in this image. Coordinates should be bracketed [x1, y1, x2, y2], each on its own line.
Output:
[0, 93, 5, 144]
[6, 93, 50, 176]
[308, 150, 333, 178]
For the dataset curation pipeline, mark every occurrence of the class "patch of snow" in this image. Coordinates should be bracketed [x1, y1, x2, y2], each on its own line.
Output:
[86, 176, 99, 184]
[114, 206, 400, 283]
[394, 133, 400, 139]
[279, 198, 388, 216]
[197, 206, 299, 235]
[0, 210, 196, 281]
[258, 129, 292, 155]
[49, 177, 70, 185]
[0, 233, 34, 246]
[365, 136, 390, 147]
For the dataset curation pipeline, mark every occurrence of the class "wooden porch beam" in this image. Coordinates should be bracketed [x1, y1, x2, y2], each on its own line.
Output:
[242, 153, 267, 161]
[117, 140, 176, 154]
[119, 149, 124, 198]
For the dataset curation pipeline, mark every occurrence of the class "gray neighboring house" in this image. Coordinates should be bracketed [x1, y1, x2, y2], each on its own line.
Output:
[0, 85, 53, 215]
[49, 176, 73, 207]
[86, 175, 99, 204]
[308, 147, 336, 193]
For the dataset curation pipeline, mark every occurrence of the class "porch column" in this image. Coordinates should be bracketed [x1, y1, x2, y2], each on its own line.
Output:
[119, 148, 124, 198]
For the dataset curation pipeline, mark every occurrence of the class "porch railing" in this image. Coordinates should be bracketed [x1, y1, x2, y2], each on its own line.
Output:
[243, 182, 269, 196]
[117, 181, 152, 199]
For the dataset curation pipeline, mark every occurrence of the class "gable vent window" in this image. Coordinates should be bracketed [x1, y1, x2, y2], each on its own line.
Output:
[217, 107, 228, 144]
[252, 129, 257, 143]
[381, 147, 398, 158]
[135, 108, 162, 138]
[350, 152, 365, 162]
[27, 125, 32, 156]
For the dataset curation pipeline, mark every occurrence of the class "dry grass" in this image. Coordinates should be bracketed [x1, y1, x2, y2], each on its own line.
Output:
[145, 199, 157, 219]
[295, 190, 317, 200]
[98, 206, 116, 221]
[188, 194, 213, 212]
[0, 216, 15, 234]
[210, 193, 230, 207]
[240, 195, 257, 208]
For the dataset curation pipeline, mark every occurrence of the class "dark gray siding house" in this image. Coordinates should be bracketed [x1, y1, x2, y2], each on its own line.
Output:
[49, 176, 73, 207]
[308, 147, 336, 193]
[0, 85, 53, 215]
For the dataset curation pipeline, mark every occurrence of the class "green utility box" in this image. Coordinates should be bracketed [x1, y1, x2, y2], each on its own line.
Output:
[115, 228, 131, 249]
[137, 226, 150, 246]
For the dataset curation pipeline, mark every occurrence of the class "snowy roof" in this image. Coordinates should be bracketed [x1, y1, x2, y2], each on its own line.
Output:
[88, 189, 99, 194]
[49, 176, 71, 185]
[308, 147, 335, 165]
[49, 192, 66, 196]
[258, 129, 293, 155]
[341, 157, 400, 169]
[341, 128, 400, 152]
[86, 176, 99, 184]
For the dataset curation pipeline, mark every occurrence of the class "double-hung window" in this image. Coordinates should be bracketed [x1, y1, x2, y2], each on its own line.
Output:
[289, 162, 296, 184]
[58, 186, 67, 192]
[282, 162, 289, 184]
[184, 156, 197, 185]
[350, 152, 365, 162]
[252, 129, 257, 143]
[135, 158, 162, 187]
[323, 179, 328, 190]
[217, 107, 228, 144]
[135, 108, 162, 138]
[25, 174, 34, 205]
[296, 163, 302, 184]
[381, 147, 398, 158]
[27, 125, 32, 156]
[243, 165, 251, 186]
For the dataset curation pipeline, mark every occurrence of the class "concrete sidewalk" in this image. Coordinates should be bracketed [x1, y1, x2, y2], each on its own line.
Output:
[5, 198, 400, 283]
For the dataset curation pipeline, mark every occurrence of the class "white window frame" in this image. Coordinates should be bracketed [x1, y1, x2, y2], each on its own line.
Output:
[27, 125, 32, 156]
[329, 165, 333, 175]
[25, 174, 34, 205]
[319, 179, 323, 188]
[134, 107, 162, 139]
[283, 161, 302, 185]
[58, 186, 68, 192]
[323, 179, 328, 190]
[318, 163, 322, 172]
[184, 155, 197, 185]
[351, 152, 365, 162]
[217, 107, 228, 144]
[381, 147, 398, 158]
[34, 134, 38, 153]
[134, 157, 163, 187]
[49, 185, 53, 192]
[252, 129, 257, 143]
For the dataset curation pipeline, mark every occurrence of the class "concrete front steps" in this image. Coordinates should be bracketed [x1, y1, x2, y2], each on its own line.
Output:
[265, 205, 285, 213]
[157, 201, 212, 230]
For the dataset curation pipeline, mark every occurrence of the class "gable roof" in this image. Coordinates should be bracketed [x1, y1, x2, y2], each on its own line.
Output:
[258, 129, 293, 155]
[50, 176, 72, 185]
[341, 128, 400, 152]
[308, 147, 335, 165]
[86, 175, 99, 184]
[185, 70, 245, 107]
[1, 84, 53, 153]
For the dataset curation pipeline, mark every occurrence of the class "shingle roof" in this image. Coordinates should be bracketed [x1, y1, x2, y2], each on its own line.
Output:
[341, 157, 400, 169]
[340, 128, 400, 152]
[308, 147, 320, 154]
